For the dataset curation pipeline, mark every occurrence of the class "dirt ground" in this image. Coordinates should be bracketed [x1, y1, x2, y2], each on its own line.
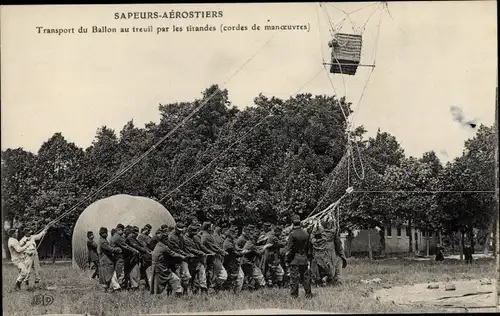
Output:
[374, 279, 499, 313]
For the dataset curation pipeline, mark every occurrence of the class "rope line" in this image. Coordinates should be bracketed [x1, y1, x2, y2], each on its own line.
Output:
[35, 34, 276, 247]
[158, 66, 326, 204]
[324, 2, 358, 34]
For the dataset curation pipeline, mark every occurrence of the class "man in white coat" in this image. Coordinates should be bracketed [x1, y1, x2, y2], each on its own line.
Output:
[7, 228, 30, 290]
[20, 225, 49, 287]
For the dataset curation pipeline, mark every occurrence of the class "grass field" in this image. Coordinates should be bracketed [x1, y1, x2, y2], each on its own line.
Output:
[2, 257, 495, 316]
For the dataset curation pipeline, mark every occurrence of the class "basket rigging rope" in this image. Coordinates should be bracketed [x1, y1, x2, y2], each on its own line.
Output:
[306, 2, 387, 229]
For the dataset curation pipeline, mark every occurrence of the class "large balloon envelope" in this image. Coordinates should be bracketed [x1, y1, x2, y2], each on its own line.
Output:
[71, 194, 175, 270]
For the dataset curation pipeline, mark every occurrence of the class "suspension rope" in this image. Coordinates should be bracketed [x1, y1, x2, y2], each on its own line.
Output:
[306, 1, 387, 227]
[36, 34, 276, 247]
[158, 66, 325, 204]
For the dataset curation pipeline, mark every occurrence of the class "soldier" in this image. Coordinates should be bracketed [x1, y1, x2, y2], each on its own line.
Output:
[192, 223, 216, 273]
[7, 228, 30, 291]
[97, 227, 122, 292]
[223, 226, 245, 293]
[263, 225, 286, 287]
[137, 225, 153, 247]
[167, 221, 193, 295]
[213, 226, 224, 248]
[236, 225, 253, 289]
[183, 224, 211, 294]
[110, 223, 140, 289]
[200, 221, 228, 292]
[150, 230, 184, 297]
[332, 229, 347, 285]
[257, 223, 273, 246]
[241, 228, 267, 290]
[19, 226, 48, 288]
[87, 231, 99, 280]
[285, 215, 313, 299]
[147, 228, 163, 251]
[310, 223, 333, 286]
[126, 226, 151, 290]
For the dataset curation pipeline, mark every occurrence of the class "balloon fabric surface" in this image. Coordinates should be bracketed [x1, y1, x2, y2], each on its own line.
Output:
[71, 194, 175, 270]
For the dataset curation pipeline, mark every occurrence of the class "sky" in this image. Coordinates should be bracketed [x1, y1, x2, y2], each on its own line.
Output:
[1, 2, 497, 163]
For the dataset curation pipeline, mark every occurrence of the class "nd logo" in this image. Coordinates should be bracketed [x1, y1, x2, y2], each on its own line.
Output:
[32, 294, 54, 306]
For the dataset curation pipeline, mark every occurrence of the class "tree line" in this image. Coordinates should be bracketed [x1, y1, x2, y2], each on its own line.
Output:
[2, 85, 497, 259]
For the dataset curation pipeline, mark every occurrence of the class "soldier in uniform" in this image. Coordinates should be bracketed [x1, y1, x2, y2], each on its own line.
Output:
[332, 230, 347, 285]
[87, 231, 99, 280]
[97, 227, 122, 292]
[263, 225, 285, 287]
[184, 223, 211, 294]
[110, 224, 140, 289]
[285, 215, 313, 298]
[201, 221, 228, 292]
[150, 229, 184, 297]
[166, 221, 193, 295]
[241, 228, 267, 290]
[126, 226, 151, 290]
[222, 226, 245, 293]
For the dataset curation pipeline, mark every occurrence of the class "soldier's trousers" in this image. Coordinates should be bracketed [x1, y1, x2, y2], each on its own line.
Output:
[268, 264, 285, 283]
[174, 261, 192, 289]
[188, 260, 207, 290]
[242, 263, 266, 288]
[289, 264, 312, 298]
[115, 258, 126, 288]
[12, 258, 29, 283]
[333, 257, 342, 281]
[227, 266, 244, 293]
[127, 263, 140, 289]
[90, 260, 99, 279]
[25, 254, 42, 282]
[208, 256, 228, 288]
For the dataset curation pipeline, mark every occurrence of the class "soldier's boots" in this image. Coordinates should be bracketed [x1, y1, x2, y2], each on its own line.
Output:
[15, 281, 22, 291]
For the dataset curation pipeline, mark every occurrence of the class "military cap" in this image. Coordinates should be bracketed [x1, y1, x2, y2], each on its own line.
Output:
[99, 227, 108, 235]
[160, 224, 169, 230]
[176, 221, 186, 230]
[263, 222, 272, 228]
[132, 226, 140, 233]
[291, 215, 301, 226]
[188, 224, 200, 233]
[202, 221, 212, 231]
[144, 224, 152, 229]
[116, 223, 124, 229]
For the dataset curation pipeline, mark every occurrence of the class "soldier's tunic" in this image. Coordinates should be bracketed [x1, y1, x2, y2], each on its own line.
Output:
[223, 236, 244, 293]
[201, 230, 228, 288]
[137, 233, 153, 289]
[263, 231, 285, 284]
[150, 241, 183, 295]
[184, 232, 209, 290]
[286, 226, 313, 298]
[242, 239, 266, 288]
[310, 227, 335, 284]
[87, 238, 99, 279]
[98, 236, 121, 291]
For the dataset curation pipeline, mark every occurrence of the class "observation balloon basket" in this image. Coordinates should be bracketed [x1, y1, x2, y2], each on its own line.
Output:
[328, 33, 363, 76]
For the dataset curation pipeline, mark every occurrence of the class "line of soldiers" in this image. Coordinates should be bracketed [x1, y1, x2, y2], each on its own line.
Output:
[87, 214, 347, 298]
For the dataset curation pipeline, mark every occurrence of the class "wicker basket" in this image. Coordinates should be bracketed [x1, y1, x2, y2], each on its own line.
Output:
[329, 33, 363, 75]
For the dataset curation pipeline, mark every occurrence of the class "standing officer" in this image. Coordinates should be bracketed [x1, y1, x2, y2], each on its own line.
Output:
[285, 215, 313, 299]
